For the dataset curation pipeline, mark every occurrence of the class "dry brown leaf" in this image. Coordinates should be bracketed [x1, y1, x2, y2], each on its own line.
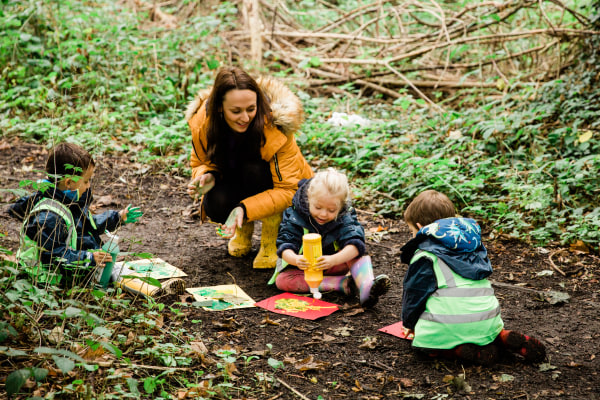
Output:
[358, 337, 378, 349]
[95, 194, 117, 207]
[399, 377, 413, 388]
[261, 315, 281, 326]
[294, 355, 329, 371]
[190, 341, 209, 355]
[570, 240, 590, 253]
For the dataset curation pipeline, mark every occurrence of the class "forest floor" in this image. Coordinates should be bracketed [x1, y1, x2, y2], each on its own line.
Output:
[1, 138, 599, 399]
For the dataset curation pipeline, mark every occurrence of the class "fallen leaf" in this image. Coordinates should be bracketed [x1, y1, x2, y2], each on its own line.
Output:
[358, 336, 378, 349]
[261, 315, 281, 326]
[545, 291, 570, 305]
[190, 341, 208, 355]
[293, 355, 329, 371]
[95, 195, 117, 207]
[331, 326, 354, 337]
[570, 240, 590, 253]
[399, 377, 414, 388]
[345, 308, 365, 317]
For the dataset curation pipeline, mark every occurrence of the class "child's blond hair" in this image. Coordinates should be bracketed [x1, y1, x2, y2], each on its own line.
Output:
[307, 168, 350, 209]
[404, 190, 456, 228]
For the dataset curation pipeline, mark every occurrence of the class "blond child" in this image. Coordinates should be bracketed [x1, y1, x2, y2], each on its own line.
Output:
[271, 168, 390, 308]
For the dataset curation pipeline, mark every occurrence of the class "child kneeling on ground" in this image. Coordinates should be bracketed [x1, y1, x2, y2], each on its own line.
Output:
[270, 168, 390, 308]
[400, 190, 546, 365]
[6, 143, 189, 295]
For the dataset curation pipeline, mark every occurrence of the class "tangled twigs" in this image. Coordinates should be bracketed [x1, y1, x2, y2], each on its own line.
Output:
[229, 0, 598, 102]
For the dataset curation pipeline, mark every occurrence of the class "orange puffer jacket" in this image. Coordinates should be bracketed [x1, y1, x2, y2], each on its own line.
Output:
[185, 76, 313, 222]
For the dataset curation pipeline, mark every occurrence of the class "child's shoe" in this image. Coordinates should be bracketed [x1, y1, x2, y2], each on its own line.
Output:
[361, 274, 391, 308]
[497, 330, 546, 363]
[161, 278, 186, 296]
[455, 343, 499, 366]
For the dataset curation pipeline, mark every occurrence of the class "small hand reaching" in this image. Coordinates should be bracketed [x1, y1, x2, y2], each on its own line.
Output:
[92, 250, 113, 268]
[120, 204, 143, 224]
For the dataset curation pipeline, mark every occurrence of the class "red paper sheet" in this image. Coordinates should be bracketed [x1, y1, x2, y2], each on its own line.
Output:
[379, 321, 414, 340]
[255, 292, 339, 320]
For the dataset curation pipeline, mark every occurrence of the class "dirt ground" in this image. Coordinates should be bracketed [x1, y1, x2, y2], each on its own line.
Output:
[1, 139, 599, 399]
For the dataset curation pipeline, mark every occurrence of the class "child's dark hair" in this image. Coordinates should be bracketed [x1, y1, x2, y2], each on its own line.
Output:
[404, 190, 456, 228]
[46, 142, 95, 181]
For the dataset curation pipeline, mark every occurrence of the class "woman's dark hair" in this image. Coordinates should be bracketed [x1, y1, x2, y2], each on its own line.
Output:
[46, 142, 95, 182]
[205, 67, 272, 167]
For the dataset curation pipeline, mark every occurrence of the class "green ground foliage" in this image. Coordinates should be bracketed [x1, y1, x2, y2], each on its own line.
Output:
[0, 0, 599, 397]
[1, 0, 598, 248]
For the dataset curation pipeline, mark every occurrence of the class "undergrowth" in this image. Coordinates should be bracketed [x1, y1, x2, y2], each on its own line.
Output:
[1, 0, 599, 398]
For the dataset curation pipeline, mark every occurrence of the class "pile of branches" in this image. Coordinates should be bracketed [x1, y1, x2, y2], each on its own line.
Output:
[225, 0, 598, 106]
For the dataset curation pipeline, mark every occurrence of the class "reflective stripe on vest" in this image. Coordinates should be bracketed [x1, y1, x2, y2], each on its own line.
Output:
[17, 198, 78, 284]
[411, 250, 503, 349]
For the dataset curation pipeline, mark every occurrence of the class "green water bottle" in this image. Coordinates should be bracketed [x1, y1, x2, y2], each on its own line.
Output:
[99, 232, 119, 288]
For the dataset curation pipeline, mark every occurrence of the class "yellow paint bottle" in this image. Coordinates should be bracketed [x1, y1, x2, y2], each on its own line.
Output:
[303, 233, 323, 299]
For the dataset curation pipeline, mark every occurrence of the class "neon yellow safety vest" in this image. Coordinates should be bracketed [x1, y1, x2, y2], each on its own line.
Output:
[17, 198, 78, 285]
[411, 250, 504, 349]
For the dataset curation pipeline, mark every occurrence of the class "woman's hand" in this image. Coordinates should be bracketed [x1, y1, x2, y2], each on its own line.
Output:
[220, 206, 245, 238]
[187, 173, 215, 200]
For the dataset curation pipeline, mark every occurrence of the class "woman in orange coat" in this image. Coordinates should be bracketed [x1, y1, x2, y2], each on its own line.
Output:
[185, 67, 313, 269]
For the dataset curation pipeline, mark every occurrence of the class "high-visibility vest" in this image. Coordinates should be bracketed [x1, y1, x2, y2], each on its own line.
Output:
[17, 198, 78, 285]
[411, 250, 504, 349]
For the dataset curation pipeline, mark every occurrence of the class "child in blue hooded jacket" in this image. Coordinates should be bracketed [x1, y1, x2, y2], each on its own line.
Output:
[401, 190, 546, 365]
[273, 168, 390, 308]
[9, 142, 142, 288]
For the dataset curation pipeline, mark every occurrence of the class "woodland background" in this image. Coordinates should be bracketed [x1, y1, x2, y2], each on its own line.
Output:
[0, 0, 599, 399]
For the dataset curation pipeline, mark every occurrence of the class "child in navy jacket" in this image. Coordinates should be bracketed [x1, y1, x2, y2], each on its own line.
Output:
[272, 168, 390, 308]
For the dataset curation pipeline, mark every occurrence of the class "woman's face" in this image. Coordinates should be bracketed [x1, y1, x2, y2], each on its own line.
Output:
[221, 89, 257, 133]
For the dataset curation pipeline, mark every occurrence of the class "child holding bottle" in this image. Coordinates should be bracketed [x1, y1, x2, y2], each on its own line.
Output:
[400, 189, 546, 365]
[272, 168, 391, 308]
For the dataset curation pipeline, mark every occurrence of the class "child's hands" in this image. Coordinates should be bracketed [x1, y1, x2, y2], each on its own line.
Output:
[219, 207, 244, 238]
[187, 173, 215, 199]
[92, 251, 112, 268]
[120, 204, 143, 224]
[294, 254, 310, 269]
[315, 255, 338, 270]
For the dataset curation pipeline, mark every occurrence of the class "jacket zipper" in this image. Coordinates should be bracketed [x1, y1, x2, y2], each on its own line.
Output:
[273, 154, 282, 181]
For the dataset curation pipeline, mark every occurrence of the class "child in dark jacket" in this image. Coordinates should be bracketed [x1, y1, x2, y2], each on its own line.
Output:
[272, 168, 390, 308]
[401, 189, 546, 365]
[9, 142, 142, 288]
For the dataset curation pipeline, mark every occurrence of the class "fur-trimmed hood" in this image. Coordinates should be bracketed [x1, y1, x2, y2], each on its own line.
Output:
[184, 75, 304, 136]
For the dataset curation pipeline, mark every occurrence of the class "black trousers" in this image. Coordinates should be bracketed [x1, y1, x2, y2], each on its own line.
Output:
[203, 160, 273, 223]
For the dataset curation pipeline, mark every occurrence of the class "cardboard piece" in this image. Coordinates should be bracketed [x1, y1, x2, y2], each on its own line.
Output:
[112, 258, 187, 280]
[255, 292, 338, 320]
[186, 285, 255, 311]
[378, 321, 414, 340]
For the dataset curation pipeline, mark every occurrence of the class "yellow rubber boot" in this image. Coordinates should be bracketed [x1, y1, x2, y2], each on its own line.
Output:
[253, 213, 282, 269]
[228, 221, 254, 257]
